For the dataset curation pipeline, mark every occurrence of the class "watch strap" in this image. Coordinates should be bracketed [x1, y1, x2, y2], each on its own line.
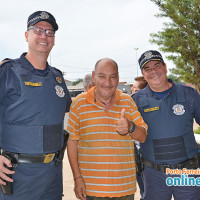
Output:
[129, 121, 136, 133]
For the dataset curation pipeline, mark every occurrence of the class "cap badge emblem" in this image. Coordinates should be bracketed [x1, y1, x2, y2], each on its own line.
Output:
[144, 51, 153, 59]
[172, 104, 185, 115]
[40, 12, 49, 19]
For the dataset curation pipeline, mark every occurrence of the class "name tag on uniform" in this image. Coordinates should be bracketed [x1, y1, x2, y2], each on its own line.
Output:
[25, 82, 42, 86]
[144, 107, 159, 112]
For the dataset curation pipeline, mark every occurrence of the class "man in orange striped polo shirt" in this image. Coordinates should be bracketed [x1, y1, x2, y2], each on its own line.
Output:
[67, 58, 148, 200]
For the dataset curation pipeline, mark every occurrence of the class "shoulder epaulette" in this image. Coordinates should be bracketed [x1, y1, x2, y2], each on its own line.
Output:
[51, 66, 63, 76]
[182, 83, 196, 89]
[0, 58, 10, 67]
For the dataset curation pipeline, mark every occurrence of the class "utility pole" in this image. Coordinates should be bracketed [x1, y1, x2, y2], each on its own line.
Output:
[134, 48, 139, 76]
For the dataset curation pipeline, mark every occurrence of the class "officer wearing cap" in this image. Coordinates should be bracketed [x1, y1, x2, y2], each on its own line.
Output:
[0, 11, 71, 200]
[132, 50, 200, 200]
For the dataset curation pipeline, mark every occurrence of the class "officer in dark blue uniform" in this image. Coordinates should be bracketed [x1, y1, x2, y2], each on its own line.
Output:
[132, 50, 200, 200]
[0, 11, 72, 200]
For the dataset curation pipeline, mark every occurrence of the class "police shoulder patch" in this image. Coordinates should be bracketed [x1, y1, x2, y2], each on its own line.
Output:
[55, 85, 65, 98]
[56, 77, 62, 84]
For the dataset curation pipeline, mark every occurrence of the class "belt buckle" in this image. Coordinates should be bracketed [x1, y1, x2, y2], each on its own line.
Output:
[44, 153, 55, 163]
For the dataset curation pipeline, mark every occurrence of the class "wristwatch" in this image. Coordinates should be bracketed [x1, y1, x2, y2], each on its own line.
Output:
[129, 121, 136, 133]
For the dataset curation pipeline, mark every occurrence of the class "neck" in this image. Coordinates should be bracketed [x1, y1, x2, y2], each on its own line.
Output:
[95, 91, 115, 109]
[150, 80, 172, 92]
[25, 51, 49, 70]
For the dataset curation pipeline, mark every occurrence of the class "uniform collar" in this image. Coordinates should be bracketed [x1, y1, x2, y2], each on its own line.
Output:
[145, 79, 175, 96]
[20, 53, 50, 75]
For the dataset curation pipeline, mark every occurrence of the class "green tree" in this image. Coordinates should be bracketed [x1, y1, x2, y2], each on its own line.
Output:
[72, 78, 83, 86]
[167, 74, 182, 83]
[150, 0, 200, 93]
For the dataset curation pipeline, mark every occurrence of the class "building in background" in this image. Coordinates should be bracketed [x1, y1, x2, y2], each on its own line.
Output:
[66, 80, 131, 97]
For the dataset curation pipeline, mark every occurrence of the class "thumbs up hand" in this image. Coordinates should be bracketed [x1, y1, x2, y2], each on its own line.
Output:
[116, 109, 131, 135]
[120, 108, 126, 120]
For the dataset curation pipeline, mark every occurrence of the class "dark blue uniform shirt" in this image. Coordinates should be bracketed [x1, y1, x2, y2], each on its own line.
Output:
[132, 80, 200, 164]
[0, 53, 71, 111]
[0, 53, 72, 154]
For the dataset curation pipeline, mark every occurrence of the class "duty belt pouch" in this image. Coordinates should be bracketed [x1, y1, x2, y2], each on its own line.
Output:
[55, 130, 69, 167]
[134, 143, 144, 174]
[0, 152, 18, 195]
[185, 154, 199, 169]
[198, 147, 200, 167]
[0, 167, 13, 195]
[198, 153, 200, 167]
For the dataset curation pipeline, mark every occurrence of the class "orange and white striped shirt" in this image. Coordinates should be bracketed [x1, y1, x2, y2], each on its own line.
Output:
[67, 87, 148, 198]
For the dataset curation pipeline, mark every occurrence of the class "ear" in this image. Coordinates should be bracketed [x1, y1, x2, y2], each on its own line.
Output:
[53, 36, 55, 45]
[142, 71, 148, 82]
[164, 63, 167, 73]
[25, 31, 28, 42]
[88, 83, 92, 89]
[92, 71, 95, 83]
[117, 72, 119, 83]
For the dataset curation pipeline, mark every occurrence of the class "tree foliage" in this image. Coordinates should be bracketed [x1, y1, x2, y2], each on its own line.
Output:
[72, 78, 83, 86]
[167, 74, 182, 83]
[150, 0, 200, 93]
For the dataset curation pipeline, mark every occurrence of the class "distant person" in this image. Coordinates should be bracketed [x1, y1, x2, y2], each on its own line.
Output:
[131, 76, 147, 200]
[83, 74, 95, 92]
[0, 11, 72, 200]
[67, 58, 148, 200]
[132, 50, 200, 200]
[131, 76, 147, 95]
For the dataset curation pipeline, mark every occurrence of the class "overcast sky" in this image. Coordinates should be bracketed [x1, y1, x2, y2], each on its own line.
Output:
[0, 0, 173, 83]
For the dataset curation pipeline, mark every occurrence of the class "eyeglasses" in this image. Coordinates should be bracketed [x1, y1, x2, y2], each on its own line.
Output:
[27, 26, 55, 37]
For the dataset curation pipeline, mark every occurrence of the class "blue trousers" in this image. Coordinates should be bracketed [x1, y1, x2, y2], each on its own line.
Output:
[0, 161, 63, 200]
[136, 172, 145, 200]
[143, 166, 200, 200]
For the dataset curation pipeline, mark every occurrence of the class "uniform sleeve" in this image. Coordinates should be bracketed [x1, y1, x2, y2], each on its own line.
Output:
[65, 88, 72, 112]
[0, 62, 21, 105]
[131, 93, 137, 102]
[51, 66, 72, 112]
[66, 99, 80, 140]
[129, 97, 148, 133]
[0, 64, 8, 103]
[192, 89, 200, 125]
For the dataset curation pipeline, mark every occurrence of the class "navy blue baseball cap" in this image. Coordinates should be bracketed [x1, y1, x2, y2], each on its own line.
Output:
[27, 11, 58, 31]
[138, 50, 164, 70]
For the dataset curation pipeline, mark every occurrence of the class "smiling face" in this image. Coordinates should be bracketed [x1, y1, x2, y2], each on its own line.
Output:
[25, 21, 55, 56]
[92, 59, 119, 101]
[142, 61, 168, 92]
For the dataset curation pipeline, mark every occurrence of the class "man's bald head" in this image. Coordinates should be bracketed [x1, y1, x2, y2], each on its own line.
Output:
[94, 58, 118, 73]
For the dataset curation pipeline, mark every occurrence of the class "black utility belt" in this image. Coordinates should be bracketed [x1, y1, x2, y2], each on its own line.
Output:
[143, 155, 199, 173]
[0, 152, 56, 195]
[1, 150, 57, 166]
